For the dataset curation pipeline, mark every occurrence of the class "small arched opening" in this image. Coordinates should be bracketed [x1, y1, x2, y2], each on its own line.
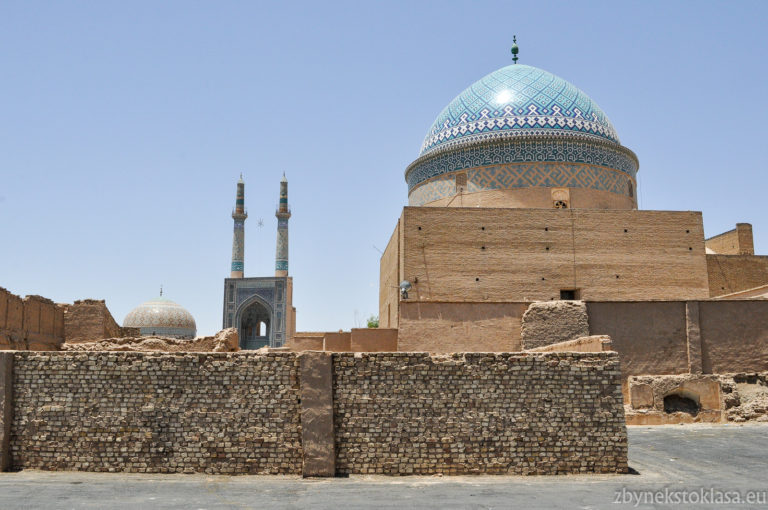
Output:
[240, 300, 272, 350]
[663, 390, 700, 416]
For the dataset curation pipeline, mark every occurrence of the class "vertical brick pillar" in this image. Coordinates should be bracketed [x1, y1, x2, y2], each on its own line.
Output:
[298, 352, 335, 477]
[685, 301, 703, 374]
[736, 223, 755, 255]
[0, 352, 13, 471]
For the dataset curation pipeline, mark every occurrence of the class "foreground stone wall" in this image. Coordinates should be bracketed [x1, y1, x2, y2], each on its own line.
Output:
[333, 352, 627, 475]
[10, 352, 302, 474]
[2, 351, 628, 476]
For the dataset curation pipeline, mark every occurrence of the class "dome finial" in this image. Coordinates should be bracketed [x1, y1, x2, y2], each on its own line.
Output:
[511, 35, 519, 64]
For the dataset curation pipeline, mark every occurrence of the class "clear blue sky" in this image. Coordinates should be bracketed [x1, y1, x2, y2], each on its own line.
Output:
[1, 1, 767, 335]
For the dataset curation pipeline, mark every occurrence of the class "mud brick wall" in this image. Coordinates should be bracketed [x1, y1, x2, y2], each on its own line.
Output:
[10, 352, 302, 474]
[332, 352, 628, 475]
[0, 288, 65, 351]
[63, 299, 126, 343]
[707, 254, 768, 297]
[396, 208, 709, 303]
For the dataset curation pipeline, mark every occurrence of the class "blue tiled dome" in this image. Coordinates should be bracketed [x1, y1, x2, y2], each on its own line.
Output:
[420, 64, 619, 157]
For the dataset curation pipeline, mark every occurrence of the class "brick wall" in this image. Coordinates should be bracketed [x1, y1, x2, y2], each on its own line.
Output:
[705, 223, 754, 255]
[379, 219, 401, 329]
[11, 352, 302, 474]
[392, 208, 709, 306]
[333, 352, 627, 475]
[587, 300, 768, 400]
[3, 351, 628, 476]
[398, 301, 528, 352]
[707, 254, 768, 297]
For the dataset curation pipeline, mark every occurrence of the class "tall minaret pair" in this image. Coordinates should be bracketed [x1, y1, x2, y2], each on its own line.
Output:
[229, 174, 291, 278]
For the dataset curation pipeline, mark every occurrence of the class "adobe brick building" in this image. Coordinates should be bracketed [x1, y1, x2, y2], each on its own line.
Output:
[374, 49, 768, 397]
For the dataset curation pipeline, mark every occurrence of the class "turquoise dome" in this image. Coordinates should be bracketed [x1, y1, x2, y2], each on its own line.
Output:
[420, 64, 620, 157]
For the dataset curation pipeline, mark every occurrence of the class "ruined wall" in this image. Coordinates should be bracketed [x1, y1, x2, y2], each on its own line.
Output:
[398, 208, 709, 304]
[379, 218, 401, 329]
[520, 300, 589, 350]
[0, 288, 64, 351]
[626, 374, 723, 425]
[707, 255, 768, 297]
[61, 328, 239, 353]
[63, 299, 125, 343]
[398, 302, 528, 352]
[333, 352, 628, 475]
[625, 372, 768, 425]
[11, 352, 302, 474]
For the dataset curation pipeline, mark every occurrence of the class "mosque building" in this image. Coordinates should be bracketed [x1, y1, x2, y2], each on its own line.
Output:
[221, 174, 296, 349]
[376, 40, 768, 352]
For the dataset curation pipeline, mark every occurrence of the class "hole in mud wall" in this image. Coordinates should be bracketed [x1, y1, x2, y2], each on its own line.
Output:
[663, 394, 700, 416]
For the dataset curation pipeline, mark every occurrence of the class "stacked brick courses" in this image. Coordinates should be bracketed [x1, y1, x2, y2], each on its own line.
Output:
[4, 351, 628, 476]
[333, 352, 628, 475]
[11, 352, 302, 474]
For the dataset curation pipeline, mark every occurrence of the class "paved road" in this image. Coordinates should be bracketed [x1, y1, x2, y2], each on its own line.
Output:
[1, 424, 766, 510]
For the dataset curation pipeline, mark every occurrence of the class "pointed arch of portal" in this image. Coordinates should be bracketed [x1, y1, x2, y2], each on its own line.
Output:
[234, 294, 275, 349]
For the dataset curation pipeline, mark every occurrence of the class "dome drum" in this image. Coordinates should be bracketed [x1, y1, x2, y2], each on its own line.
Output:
[408, 163, 637, 208]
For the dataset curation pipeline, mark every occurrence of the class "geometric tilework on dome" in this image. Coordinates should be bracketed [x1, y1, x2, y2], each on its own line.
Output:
[123, 297, 197, 339]
[408, 162, 634, 206]
[406, 137, 638, 191]
[421, 64, 620, 157]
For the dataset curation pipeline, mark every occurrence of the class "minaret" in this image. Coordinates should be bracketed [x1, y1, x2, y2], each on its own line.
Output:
[275, 173, 291, 277]
[230, 174, 247, 278]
